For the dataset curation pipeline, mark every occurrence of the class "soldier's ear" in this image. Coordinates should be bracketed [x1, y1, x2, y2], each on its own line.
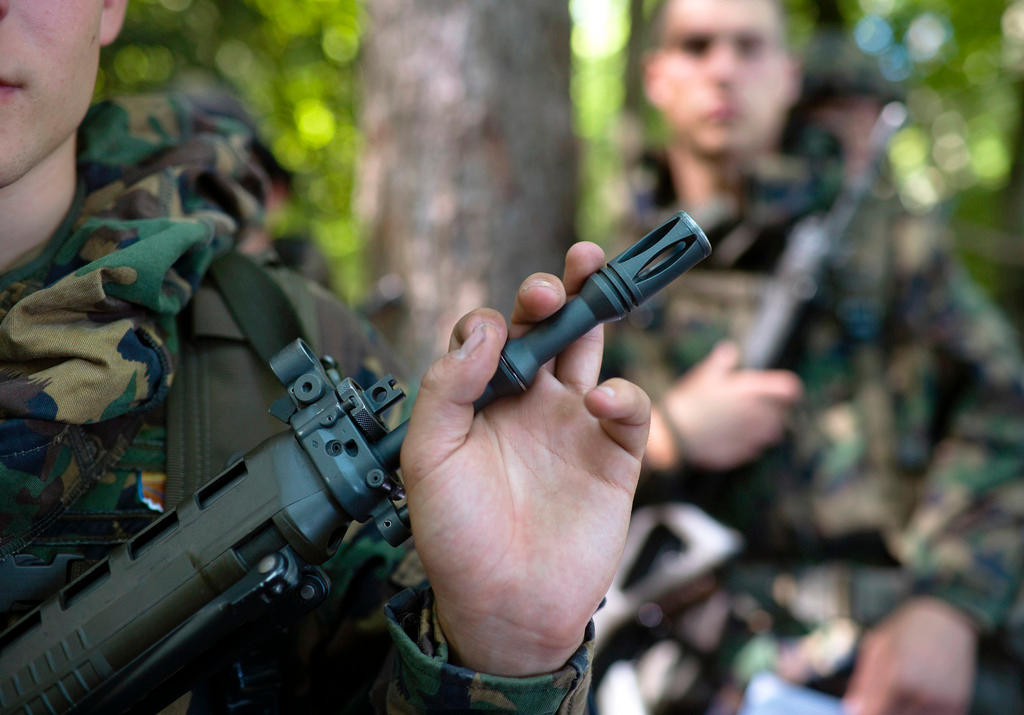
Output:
[643, 52, 672, 112]
[100, 0, 128, 47]
[782, 55, 802, 111]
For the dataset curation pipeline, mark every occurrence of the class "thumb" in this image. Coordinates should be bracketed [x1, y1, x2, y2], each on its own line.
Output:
[843, 635, 887, 715]
[401, 319, 505, 481]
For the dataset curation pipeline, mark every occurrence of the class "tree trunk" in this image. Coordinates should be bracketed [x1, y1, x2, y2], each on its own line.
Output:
[358, 0, 577, 376]
[1002, 78, 1024, 235]
[815, 0, 843, 25]
[623, 0, 648, 121]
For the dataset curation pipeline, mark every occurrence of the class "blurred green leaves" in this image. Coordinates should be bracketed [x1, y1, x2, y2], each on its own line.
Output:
[100, 0, 367, 300]
[835, 0, 1019, 214]
[570, 0, 632, 246]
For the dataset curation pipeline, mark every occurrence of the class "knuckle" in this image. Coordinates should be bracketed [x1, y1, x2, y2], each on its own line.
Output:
[419, 358, 451, 393]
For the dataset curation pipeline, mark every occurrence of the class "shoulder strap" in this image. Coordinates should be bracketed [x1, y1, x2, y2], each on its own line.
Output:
[206, 251, 312, 363]
[165, 251, 314, 508]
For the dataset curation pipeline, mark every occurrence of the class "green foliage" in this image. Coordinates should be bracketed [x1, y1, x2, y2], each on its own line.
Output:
[100, 0, 367, 301]
[829, 0, 1018, 214]
[570, 0, 631, 247]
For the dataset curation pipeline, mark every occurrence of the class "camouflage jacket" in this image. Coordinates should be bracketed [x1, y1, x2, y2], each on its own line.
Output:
[606, 147, 1024, 635]
[0, 94, 591, 713]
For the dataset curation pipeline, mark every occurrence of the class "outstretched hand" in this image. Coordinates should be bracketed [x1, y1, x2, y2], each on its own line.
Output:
[400, 242, 651, 676]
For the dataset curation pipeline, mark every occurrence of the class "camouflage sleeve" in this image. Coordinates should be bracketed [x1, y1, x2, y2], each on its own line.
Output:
[383, 585, 594, 714]
[285, 516, 592, 713]
[891, 216, 1024, 631]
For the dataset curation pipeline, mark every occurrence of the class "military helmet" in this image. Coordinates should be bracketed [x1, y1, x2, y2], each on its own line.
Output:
[799, 29, 905, 105]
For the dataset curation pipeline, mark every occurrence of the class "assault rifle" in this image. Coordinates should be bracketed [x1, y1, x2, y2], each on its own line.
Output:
[0, 212, 710, 714]
[742, 102, 908, 369]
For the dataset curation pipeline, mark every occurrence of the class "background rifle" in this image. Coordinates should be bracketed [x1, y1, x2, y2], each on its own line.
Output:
[593, 503, 743, 654]
[0, 212, 709, 714]
[742, 102, 908, 370]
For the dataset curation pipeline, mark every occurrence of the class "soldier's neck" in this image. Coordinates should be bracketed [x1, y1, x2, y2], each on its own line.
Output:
[665, 143, 742, 211]
[0, 134, 77, 273]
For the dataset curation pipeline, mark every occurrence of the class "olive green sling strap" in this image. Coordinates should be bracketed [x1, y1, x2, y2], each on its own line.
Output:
[164, 252, 313, 509]
[206, 251, 310, 366]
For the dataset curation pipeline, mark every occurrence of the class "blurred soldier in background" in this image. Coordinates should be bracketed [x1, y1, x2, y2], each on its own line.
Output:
[600, 1, 1024, 713]
[186, 85, 334, 288]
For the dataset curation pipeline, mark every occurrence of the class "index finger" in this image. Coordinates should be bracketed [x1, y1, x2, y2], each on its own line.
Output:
[508, 272, 566, 334]
[508, 242, 605, 339]
[546, 242, 606, 386]
[561, 241, 606, 296]
[737, 370, 804, 403]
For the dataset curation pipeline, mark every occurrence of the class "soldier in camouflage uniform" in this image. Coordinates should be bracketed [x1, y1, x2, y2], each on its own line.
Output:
[601, 1, 1024, 713]
[0, 2, 654, 712]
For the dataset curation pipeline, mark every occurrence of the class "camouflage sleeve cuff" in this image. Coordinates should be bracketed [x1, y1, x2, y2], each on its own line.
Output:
[908, 581, 995, 633]
[658, 401, 689, 471]
[898, 450, 1024, 633]
[902, 495, 1024, 633]
[908, 567, 1021, 634]
[383, 585, 594, 713]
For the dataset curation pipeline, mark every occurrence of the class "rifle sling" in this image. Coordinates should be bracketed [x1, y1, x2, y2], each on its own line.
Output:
[165, 252, 311, 508]
[207, 251, 311, 365]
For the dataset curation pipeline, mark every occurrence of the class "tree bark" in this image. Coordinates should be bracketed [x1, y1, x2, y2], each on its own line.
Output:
[815, 0, 843, 26]
[624, 0, 648, 121]
[1002, 78, 1024, 235]
[358, 0, 577, 376]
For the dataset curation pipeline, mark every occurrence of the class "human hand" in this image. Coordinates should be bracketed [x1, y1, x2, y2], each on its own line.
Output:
[843, 597, 977, 715]
[400, 242, 650, 676]
[646, 341, 802, 471]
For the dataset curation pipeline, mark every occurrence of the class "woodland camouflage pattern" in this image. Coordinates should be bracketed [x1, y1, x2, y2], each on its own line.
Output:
[0, 93, 263, 559]
[604, 136, 1024, 707]
[0, 94, 591, 712]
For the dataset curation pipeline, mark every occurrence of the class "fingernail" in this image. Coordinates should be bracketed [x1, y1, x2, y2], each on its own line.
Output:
[456, 323, 489, 359]
[597, 385, 616, 398]
[521, 278, 556, 294]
